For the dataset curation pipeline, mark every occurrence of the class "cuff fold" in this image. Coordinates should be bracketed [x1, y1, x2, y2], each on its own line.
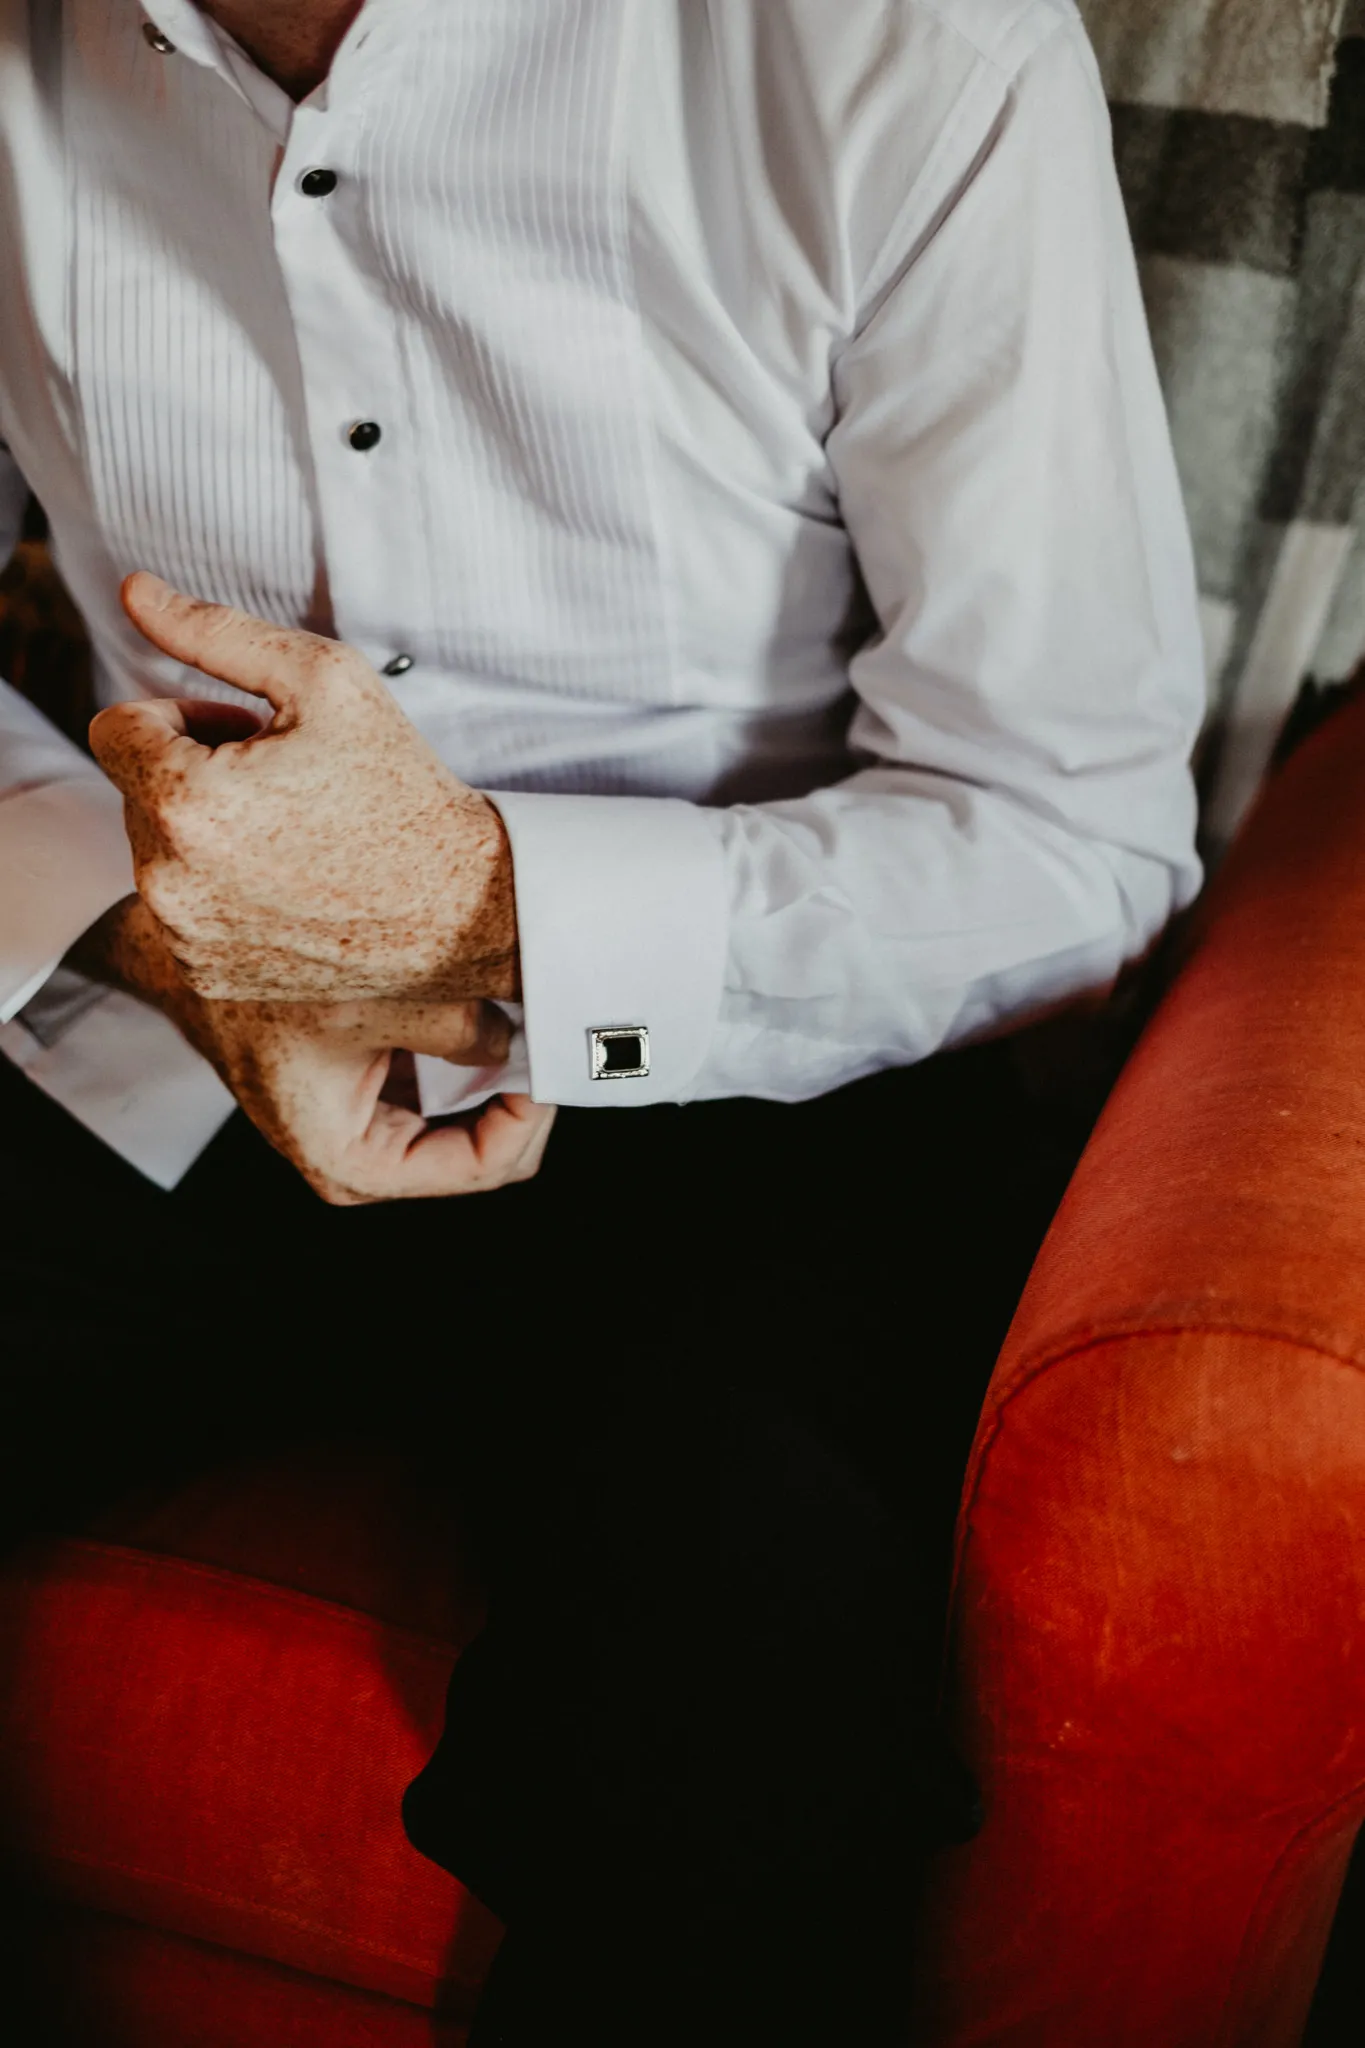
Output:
[488, 791, 728, 1107]
[0, 777, 135, 1022]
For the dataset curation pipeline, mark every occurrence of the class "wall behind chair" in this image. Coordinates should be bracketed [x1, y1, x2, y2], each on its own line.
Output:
[1079, 0, 1365, 848]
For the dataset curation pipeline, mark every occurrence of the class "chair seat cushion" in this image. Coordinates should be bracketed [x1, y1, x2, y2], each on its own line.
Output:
[14, 1903, 471, 2047]
[0, 1441, 502, 2013]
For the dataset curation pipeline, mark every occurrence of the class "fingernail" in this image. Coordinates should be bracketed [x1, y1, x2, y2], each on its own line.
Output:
[126, 571, 171, 612]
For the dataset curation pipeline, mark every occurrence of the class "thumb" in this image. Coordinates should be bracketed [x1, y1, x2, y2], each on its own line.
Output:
[413, 1000, 513, 1067]
[347, 998, 513, 1068]
[121, 572, 326, 722]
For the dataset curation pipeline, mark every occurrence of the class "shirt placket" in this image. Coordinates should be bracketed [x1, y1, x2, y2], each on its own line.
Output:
[269, 86, 428, 678]
[138, 3, 426, 674]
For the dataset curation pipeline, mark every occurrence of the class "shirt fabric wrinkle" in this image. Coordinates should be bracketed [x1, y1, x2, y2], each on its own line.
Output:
[0, 0, 1202, 1187]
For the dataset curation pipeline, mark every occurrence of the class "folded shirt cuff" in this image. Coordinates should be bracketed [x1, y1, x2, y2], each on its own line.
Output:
[0, 985, 235, 1188]
[488, 791, 728, 1107]
[0, 777, 135, 1021]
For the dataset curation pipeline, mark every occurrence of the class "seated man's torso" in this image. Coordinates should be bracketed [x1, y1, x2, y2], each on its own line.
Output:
[0, 0, 1050, 803]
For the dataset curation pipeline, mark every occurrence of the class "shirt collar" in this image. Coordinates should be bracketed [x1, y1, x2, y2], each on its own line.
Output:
[139, 1, 226, 70]
[139, 1, 298, 141]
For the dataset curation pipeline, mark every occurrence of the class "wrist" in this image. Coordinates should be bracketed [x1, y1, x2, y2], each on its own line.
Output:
[446, 794, 521, 1001]
[64, 893, 138, 989]
[66, 893, 186, 1009]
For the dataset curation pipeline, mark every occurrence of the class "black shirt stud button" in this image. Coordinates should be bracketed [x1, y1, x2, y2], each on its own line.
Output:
[382, 653, 414, 677]
[300, 167, 338, 198]
[348, 420, 382, 452]
[142, 22, 176, 52]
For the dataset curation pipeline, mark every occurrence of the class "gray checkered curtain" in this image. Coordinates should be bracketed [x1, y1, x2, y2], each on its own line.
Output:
[1079, 0, 1365, 848]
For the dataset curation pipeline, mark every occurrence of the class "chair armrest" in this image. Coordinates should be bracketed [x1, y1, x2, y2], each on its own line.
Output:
[916, 692, 1365, 2047]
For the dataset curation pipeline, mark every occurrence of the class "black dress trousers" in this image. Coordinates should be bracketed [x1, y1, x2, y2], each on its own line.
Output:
[0, 1035, 1080, 2043]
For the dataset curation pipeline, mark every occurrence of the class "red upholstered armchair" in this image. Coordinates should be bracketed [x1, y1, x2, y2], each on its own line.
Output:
[915, 689, 1365, 2045]
[4, 688, 1365, 2041]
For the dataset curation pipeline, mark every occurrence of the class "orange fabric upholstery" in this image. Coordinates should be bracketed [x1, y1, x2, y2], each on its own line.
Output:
[0, 1540, 493, 2007]
[9, 700, 1365, 2038]
[0, 1446, 501, 2035]
[915, 691, 1365, 2042]
[17, 1905, 471, 2047]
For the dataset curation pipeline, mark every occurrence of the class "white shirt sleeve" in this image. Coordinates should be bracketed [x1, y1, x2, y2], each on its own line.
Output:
[0, 447, 136, 1023]
[493, 19, 1204, 1109]
[0, 448, 235, 1184]
[0, 690, 137, 1022]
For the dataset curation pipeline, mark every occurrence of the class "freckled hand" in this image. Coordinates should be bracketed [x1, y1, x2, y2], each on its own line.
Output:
[88, 573, 520, 1007]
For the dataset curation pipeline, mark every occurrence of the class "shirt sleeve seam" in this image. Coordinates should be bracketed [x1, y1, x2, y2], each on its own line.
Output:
[847, 8, 1075, 325]
[910, 0, 1070, 79]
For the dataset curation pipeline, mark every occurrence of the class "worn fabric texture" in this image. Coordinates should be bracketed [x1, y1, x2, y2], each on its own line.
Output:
[914, 620, 1365, 2047]
[1084, 0, 1365, 844]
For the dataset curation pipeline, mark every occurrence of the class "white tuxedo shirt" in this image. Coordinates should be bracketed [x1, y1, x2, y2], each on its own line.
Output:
[0, 0, 1203, 1185]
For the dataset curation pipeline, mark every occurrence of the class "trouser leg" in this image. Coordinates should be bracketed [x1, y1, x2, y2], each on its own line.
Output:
[0, 1051, 461, 1551]
[1, 1039, 1075, 2041]
[404, 1367, 974, 2043]
[0, 1060, 213, 1541]
[401, 1048, 1073, 2040]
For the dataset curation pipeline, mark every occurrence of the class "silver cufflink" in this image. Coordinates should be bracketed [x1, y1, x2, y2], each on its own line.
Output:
[589, 1026, 650, 1080]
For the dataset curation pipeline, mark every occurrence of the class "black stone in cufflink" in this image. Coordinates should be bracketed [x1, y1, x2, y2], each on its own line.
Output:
[589, 1026, 650, 1080]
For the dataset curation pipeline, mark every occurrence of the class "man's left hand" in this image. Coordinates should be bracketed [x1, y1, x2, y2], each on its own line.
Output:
[88, 573, 520, 1006]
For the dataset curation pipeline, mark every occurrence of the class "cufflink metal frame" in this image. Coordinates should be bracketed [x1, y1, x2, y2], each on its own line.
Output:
[589, 1026, 650, 1080]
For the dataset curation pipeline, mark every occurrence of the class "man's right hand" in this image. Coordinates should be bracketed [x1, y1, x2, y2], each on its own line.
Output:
[70, 896, 557, 1205]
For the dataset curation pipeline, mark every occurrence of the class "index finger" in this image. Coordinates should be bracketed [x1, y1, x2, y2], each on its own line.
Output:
[338, 1094, 557, 1202]
[121, 572, 334, 723]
